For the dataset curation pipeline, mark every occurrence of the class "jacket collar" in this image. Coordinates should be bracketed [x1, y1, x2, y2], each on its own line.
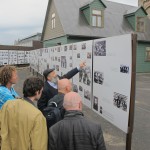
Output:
[23, 97, 35, 107]
[64, 110, 84, 118]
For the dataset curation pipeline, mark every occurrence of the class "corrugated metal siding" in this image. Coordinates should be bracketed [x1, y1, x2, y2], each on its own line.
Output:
[43, 0, 65, 41]
[126, 15, 135, 30]
[43, 36, 67, 47]
[136, 42, 150, 73]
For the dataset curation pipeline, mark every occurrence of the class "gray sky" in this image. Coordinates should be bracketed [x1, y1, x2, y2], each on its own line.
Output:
[0, 0, 138, 45]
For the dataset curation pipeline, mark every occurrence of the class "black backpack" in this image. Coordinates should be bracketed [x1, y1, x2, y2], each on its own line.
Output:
[42, 102, 63, 129]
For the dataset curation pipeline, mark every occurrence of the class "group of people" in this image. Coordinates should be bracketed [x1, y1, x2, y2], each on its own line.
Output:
[0, 62, 106, 150]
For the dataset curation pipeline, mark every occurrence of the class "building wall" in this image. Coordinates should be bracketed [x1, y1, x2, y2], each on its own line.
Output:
[43, 0, 65, 41]
[136, 42, 150, 72]
[43, 36, 67, 47]
[14, 34, 41, 47]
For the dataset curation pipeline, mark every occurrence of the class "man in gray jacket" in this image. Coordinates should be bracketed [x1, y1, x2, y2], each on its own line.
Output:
[49, 92, 106, 150]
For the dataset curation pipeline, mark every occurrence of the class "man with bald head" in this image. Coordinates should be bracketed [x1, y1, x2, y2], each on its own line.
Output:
[44, 79, 72, 129]
[49, 92, 106, 150]
[38, 61, 86, 112]
[48, 79, 72, 108]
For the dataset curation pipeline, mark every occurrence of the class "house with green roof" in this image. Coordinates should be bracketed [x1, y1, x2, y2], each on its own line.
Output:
[41, 0, 150, 72]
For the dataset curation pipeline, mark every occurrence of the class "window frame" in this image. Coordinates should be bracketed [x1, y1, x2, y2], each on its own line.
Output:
[136, 16, 145, 32]
[51, 13, 56, 29]
[92, 9, 103, 28]
[145, 47, 150, 61]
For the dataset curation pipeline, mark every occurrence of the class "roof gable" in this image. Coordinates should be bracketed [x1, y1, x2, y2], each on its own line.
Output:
[80, 0, 106, 10]
[124, 6, 148, 17]
[41, 0, 65, 41]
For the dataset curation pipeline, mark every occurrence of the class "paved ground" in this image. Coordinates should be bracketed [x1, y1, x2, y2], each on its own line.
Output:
[15, 67, 150, 150]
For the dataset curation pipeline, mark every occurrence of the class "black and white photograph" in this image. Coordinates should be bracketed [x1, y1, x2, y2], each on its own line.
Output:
[40, 49, 43, 56]
[55, 56, 57, 61]
[84, 90, 91, 101]
[113, 92, 127, 112]
[73, 45, 77, 50]
[69, 45, 73, 50]
[79, 66, 91, 86]
[81, 43, 86, 50]
[79, 85, 83, 92]
[45, 49, 48, 53]
[56, 65, 59, 71]
[47, 64, 49, 69]
[69, 63, 72, 67]
[94, 71, 104, 85]
[120, 65, 129, 73]
[57, 47, 60, 52]
[100, 106, 103, 114]
[69, 56, 72, 60]
[0, 61, 3, 66]
[73, 84, 78, 93]
[93, 96, 98, 111]
[94, 40, 106, 56]
[77, 53, 80, 58]
[61, 56, 67, 68]
[87, 52, 91, 59]
[64, 46, 67, 51]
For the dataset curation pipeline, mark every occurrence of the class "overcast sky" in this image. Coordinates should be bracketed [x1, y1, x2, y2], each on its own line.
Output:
[0, 0, 138, 45]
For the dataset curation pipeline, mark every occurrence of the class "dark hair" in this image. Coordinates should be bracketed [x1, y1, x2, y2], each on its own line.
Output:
[0, 65, 16, 86]
[23, 77, 44, 97]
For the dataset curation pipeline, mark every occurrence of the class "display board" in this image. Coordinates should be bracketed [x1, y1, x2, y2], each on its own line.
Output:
[17, 51, 25, 64]
[0, 50, 29, 65]
[60, 44, 73, 77]
[0, 50, 9, 65]
[9, 50, 18, 65]
[72, 41, 93, 108]
[30, 49, 39, 71]
[37, 48, 50, 75]
[92, 34, 132, 133]
[29, 34, 136, 136]
[24, 51, 30, 64]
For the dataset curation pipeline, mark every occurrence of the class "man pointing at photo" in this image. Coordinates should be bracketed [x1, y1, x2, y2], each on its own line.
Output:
[38, 61, 86, 112]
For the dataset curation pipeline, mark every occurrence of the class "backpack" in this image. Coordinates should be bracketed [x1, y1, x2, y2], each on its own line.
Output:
[42, 102, 63, 129]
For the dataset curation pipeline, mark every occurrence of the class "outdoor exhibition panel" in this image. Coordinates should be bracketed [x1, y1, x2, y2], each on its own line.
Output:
[72, 40, 93, 108]
[0, 50, 30, 65]
[92, 34, 132, 133]
[59, 44, 73, 77]
[9, 50, 18, 65]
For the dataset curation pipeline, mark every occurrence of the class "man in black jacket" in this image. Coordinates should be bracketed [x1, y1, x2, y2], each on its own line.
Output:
[38, 62, 86, 112]
[49, 92, 106, 150]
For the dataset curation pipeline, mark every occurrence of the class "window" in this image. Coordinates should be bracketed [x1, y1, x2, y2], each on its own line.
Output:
[92, 10, 103, 27]
[52, 13, 55, 29]
[136, 17, 145, 32]
[146, 47, 150, 61]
